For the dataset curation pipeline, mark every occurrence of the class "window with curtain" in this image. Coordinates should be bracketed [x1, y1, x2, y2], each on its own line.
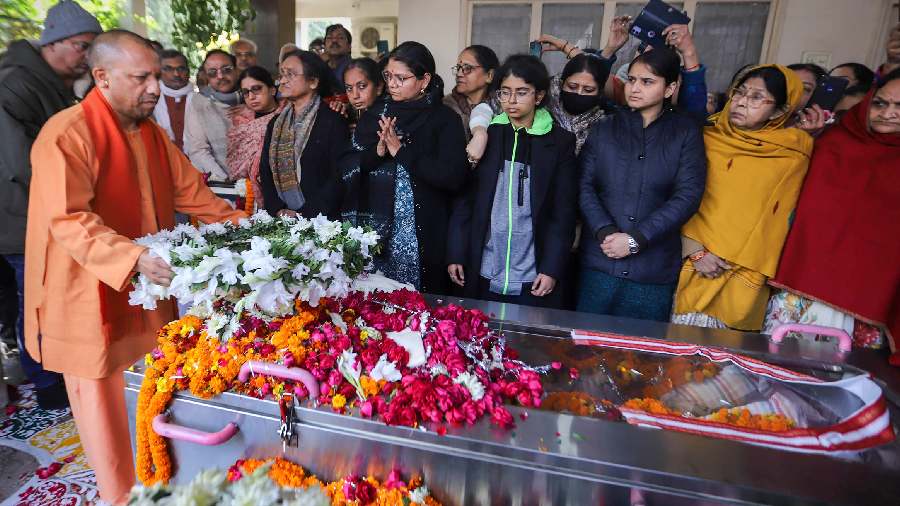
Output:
[692, 2, 771, 94]
[539, 3, 604, 75]
[471, 4, 533, 64]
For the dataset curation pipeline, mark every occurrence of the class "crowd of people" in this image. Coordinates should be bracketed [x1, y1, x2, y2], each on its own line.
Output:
[0, 2, 897, 502]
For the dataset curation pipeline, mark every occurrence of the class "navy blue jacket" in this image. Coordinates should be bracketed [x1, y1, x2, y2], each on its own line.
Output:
[578, 108, 706, 284]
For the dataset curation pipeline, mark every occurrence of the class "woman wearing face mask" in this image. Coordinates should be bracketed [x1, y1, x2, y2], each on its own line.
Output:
[343, 57, 385, 130]
[672, 65, 813, 331]
[227, 66, 283, 207]
[576, 48, 706, 321]
[444, 45, 499, 141]
[765, 68, 900, 353]
[349, 41, 467, 293]
[258, 50, 349, 220]
[447, 55, 577, 308]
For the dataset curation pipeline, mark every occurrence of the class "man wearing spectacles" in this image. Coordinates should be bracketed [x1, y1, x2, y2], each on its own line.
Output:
[153, 49, 196, 152]
[230, 39, 259, 71]
[185, 49, 242, 182]
[0, 0, 102, 411]
[325, 24, 353, 88]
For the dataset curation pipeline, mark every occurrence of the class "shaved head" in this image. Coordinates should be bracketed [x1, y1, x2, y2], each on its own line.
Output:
[88, 29, 157, 70]
[89, 29, 163, 128]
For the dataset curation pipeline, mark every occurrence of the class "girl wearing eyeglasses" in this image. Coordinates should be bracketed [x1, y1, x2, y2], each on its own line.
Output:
[444, 45, 499, 141]
[447, 55, 577, 308]
[347, 41, 467, 294]
[577, 48, 706, 321]
[257, 50, 350, 221]
[673, 65, 813, 332]
[226, 66, 284, 209]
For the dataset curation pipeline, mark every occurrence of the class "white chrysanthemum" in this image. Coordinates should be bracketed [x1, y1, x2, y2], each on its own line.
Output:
[211, 248, 242, 285]
[252, 279, 296, 315]
[169, 468, 226, 506]
[409, 485, 430, 504]
[281, 484, 330, 506]
[250, 209, 274, 224]
[311, 215, 341, 243]
[199, 222, 228, 236]
[233, 178, 247, 197]
[291, 263, 311, 280]
[205, 312, 228, 340]
[128, 275, 168, 310]
[453, 372, 485, 401]
[127, 482, 172, 505]
[238, 217, 253, 229]
[172, 241, 206, 263]
[370, 354, 402, 382]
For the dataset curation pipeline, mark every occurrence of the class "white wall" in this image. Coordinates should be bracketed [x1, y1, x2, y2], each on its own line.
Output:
[770, 0, 895, 69]
[296, 0, 399, 18]
[397, 0, 464, 91]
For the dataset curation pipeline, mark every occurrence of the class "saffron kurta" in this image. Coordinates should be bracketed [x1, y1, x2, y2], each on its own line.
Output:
[24, 102, 245, 379]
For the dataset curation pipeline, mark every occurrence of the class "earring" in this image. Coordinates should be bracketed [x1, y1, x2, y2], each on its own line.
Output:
[104, 80, 109, 87]
[418, 88, 425, 95]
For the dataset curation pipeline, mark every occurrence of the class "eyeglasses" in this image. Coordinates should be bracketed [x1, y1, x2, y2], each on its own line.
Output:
[311, 46, 325, 54]
[496, 89, 535, 103]
[205, 65, 235, 78]
[730, 87, 775, 108]
[452, 64, 482, 76]
[162, 65, 189, 74]
[240, 84, 267, 97]
[279, 69, 305, 81]
[382, 71, 416, 86]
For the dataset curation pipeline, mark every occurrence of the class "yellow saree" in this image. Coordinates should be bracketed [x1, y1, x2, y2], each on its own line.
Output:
[674, 65, 814, 331]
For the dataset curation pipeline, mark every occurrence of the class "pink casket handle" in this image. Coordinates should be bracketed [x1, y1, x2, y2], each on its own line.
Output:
[238, 360, 320, 400]
[770, 323, 853, 352]
[152, 413, 238, 445]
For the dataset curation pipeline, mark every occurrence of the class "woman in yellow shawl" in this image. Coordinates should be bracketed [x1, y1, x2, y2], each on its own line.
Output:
[672, 65, 813, 331]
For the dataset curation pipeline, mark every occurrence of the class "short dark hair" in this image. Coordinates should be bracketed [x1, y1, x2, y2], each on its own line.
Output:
[239, 65, 276, 89]
[309, 37, 324, 50]
[561, 52, 610, 91]
[737, 66, 789, 110]
[388, 41, 444, 96]
[203, 49, 236, 69]
[630, 47, 681, 86]
[344, 57, 384, 89]
[159, 49, 188, 67]
[830, 62, 875, 90]
[461, 45, 499, 74]
[325, 24, 352, 46]
[495, 54, 550, 103]
[281, 49, 334, 97]
[787, 63, 827, 82]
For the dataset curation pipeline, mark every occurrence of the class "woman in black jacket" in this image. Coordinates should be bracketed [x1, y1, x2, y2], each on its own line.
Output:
[259, 50, 349, 220]
[348, 42, 467, 294]
[577, 48, 706, 321]
[447, 55, 577, 308]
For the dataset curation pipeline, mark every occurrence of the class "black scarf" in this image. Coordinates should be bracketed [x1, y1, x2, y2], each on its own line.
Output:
[343, 81, 444, 239]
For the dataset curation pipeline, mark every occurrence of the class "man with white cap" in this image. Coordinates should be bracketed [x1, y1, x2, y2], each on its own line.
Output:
[0, 0, 102, 411]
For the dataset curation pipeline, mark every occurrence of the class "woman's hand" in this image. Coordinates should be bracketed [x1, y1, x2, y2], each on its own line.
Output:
[601, 16, 632, 59]
[537, 34, 567, 52]
[692, 252, 731, 278]
[601, 232, 632, 259]
[378, 116, 403, 157]
[796, 104, 828, 135]
[663, 24, 699, 70]
[277, 209, 298, 219]
[531, 274, 557, 297]
[329, 100, 349, 118]
[448, 264, 466, 287]
[466, 127, 488, 166]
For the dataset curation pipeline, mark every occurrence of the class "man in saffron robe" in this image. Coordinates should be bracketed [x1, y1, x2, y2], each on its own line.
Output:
[24, 30, 246, 504]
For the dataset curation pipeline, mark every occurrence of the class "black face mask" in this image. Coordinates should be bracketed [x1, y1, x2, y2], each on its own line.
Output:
[560, 90, 603, 115]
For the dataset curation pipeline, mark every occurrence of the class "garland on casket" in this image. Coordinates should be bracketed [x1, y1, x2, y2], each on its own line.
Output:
[130, 215, 549, 486]
[129, 457, 440, 505]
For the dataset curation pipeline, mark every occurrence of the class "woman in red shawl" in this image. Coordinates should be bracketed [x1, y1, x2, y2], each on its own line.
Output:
[765, 68, 900, 360]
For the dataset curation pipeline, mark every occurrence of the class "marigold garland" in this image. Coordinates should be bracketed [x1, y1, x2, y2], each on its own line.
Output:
[623, 398, 796, 432]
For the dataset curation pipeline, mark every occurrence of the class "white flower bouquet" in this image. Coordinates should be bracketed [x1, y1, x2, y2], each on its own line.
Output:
[129, 211, 381, 335]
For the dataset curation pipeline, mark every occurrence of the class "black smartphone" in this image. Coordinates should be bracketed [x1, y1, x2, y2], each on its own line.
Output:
[806, 76, 849, 111]
[376, 40, 389, 57]
[630, 0, 690, 48]
[529, 40, 542, 58]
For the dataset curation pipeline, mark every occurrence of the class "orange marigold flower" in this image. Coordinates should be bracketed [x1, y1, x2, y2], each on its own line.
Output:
[332, 394, 347, 410]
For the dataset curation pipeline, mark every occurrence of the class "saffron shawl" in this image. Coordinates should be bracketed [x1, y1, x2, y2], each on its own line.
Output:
[770, 91, 900, 356]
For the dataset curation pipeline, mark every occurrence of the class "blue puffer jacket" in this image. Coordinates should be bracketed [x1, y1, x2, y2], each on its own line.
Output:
[578, 108, 706, 284]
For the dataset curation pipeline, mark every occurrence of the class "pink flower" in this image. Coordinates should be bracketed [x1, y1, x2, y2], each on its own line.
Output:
[490, 406, 515, 429]
[385, 469, 406, 489]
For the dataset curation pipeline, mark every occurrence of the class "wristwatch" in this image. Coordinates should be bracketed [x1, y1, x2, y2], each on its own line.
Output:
[627, 235, 639, 254]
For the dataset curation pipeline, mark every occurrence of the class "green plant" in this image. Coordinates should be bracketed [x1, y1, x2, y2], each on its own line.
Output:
[0, 0, 125, 52]
[169, 0, 255, 71]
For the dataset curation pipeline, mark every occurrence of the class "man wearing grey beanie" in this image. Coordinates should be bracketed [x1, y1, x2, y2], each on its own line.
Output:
[0, 0, 102, 410]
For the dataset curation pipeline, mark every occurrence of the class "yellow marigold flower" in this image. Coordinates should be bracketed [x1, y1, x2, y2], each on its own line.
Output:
[144, 353, 154, 367]
[332, 394, 347, 410]
[156, 377, 170, 393]
[360, 330, 369, 341]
